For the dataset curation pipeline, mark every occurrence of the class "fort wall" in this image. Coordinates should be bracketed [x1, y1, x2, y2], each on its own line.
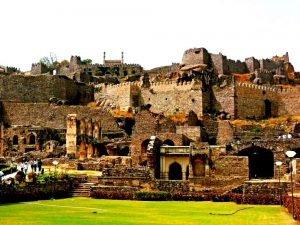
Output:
[142, 81, 203, 116]
[182, 48, 210, 65]
[245, 57, 260, 73]
[259, 59, 283, 71]
[0, 75, 93, 104]
[235, 82, 300, 119]
[213, 83, 235, 117]
[0, 102, 119, 131]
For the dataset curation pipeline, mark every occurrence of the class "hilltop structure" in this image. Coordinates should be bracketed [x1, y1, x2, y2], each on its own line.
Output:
[1, 47, 300, 195]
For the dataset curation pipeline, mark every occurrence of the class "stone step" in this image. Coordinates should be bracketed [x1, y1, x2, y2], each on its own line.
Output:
[71, 193, 90, 197]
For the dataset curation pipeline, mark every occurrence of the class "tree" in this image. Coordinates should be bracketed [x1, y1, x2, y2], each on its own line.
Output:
[82, 58, 93, 65]
[39, 52, 57, 70]
[60, 59, 69, 67]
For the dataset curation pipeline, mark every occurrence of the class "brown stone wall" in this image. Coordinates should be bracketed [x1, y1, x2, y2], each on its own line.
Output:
[142, 81, 203, 116]
[182, 48, 210, 65]
[236, 83, 300, 119]
[245, 57, 260, 73]
[216, 121, 234, 145]
[210, 54, 226, 75]
[0, 102, 119, 131]
[213, 84, 235, 117]
[0, 75, 93, 104]
[214, 156, 248, 177]
[176, 126, 201, 142]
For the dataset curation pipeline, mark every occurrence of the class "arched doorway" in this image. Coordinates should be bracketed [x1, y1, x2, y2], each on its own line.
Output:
[13, 135, 19, 145]
[29, 134, 36, 145]
[169, 162, 182, 180]
[95, 143, 108, 157]
[265, 99, 272, 118]
[238, 146, 274, 179]
[162, 139, 175, 146]
[141, 139, 150, 154]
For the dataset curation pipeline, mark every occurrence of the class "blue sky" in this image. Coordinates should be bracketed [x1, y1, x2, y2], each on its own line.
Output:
[0, 0, 299, 71]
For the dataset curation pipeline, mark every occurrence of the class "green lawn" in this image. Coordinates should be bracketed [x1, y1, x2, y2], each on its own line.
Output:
[0, 198, 298, 225]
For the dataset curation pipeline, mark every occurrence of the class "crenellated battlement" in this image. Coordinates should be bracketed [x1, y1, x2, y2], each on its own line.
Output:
[237, 82, 292, 93]
[95, 80, 195, 91]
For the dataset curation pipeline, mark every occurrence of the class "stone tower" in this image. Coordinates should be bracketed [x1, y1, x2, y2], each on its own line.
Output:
[66, 114, 77, 158]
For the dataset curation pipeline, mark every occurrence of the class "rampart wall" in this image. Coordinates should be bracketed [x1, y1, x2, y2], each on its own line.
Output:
[182, 48, 210, 65]
[95, 81, 204, 116]
[213, 83, 235, 117]
[245, 57, 260, 73]
[142, 81, 203, 116]
[235, 82, 300, 119]
[259, 59, 283, 71]
[0, 75, 93, 104]
[210, 54, 226, 74]
[0, 102, 119, 131]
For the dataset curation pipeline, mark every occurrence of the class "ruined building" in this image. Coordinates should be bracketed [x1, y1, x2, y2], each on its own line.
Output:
[2, 47, 300, 194]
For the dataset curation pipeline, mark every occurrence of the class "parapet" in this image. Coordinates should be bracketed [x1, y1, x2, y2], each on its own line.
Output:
[237, 82, 292, 93]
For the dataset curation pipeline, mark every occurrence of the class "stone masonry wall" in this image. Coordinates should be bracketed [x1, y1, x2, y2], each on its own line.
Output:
[214, 156, 248, 177]
[0, 102, 119, 131]
[142, 81, 203, 116]
[236, 83, 300, 119]
[182, 48, 210, 65]
[210, 53, 225, 74]
[245, 57, 260, 73]
[0, 75, 93, 104]
[212, 83, 235, 117]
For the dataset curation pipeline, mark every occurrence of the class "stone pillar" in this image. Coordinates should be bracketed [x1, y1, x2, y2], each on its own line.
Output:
[87, 119, 93, 137]
[80, 119, 86, 135]
[87, 143, 94, 159]
[93, 122, 100, 140]
[66, 114, 77, 158]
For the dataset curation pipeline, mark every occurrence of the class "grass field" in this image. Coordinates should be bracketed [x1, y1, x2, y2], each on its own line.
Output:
[0, 197, 298, 225]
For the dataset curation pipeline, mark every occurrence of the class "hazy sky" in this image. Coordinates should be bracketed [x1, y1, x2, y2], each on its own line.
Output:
[0, 0, 299, 71]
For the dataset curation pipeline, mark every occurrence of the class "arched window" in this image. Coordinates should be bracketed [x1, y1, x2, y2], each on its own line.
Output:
[162, 139, 175, 146]
[169, 162, 182, 180]
[13, 135, 19, 145]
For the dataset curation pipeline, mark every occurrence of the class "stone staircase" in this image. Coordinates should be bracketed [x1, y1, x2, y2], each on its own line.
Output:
[71, 182, 95, 197]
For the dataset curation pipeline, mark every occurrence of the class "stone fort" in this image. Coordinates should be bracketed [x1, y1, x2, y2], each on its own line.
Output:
[2, 47, 300, 195]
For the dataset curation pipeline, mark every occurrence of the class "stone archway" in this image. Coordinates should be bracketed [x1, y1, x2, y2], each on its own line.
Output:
[28, 134, 36, 145]
[238, 146, 274, 179]
[162, 139, 175, 146]
[169, 162, 182, 180]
